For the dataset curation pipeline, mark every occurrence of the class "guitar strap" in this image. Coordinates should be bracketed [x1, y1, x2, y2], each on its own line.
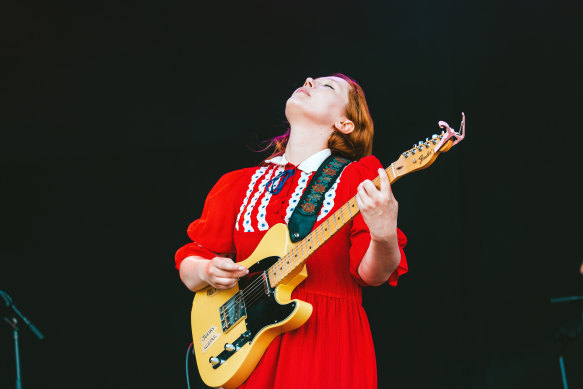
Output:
[288, 155, 352, 243]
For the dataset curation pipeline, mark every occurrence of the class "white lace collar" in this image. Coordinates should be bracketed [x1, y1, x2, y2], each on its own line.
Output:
[265, 148, 332, 173]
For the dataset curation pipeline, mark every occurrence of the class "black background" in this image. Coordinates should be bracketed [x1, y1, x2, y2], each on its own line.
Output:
[1, 0, 582, 388]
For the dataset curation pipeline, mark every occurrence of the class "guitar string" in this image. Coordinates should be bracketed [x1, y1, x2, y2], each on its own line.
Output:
[229, 195, 364, 311]
[225, 196, 389, 316]
[222, 167, 410, 319]
[233, 162, 421, 309]
[236, 244, 309, 309]
[223, 286, 261, 314]
[241, 208, 341, 301]
[232, 279, 268, 310]
[241, 201, 356, 294]
[239, 254, 299, 307]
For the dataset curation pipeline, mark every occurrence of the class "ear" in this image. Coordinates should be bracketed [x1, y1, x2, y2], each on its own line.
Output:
[334, 118, 355, 135]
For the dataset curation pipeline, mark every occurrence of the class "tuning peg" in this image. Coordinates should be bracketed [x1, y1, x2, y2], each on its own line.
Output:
[431, 134, 438, 139]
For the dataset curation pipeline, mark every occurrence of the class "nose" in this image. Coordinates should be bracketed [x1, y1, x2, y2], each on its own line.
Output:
[303, 77, 314, 88]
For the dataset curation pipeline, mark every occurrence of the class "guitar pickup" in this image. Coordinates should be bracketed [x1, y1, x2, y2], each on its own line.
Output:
[219, 291, 247, 333]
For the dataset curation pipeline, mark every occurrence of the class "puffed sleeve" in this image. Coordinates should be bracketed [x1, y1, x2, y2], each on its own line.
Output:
[345, 155, 408, 286]
[174, 169, 248, 269]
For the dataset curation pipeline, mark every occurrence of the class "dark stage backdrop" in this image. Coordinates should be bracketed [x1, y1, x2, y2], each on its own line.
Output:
[1, 1, 582, 388]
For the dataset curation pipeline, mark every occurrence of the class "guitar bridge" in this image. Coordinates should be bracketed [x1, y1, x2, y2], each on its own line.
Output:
[219, 291, 247, 333]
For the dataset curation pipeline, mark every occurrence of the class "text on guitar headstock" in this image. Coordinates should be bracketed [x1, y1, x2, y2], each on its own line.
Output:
[388, 113, 466, 182]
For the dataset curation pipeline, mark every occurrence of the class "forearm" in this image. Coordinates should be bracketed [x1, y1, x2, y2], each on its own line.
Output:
[357, 234, 401, 286]
[179, 256, 210, 292]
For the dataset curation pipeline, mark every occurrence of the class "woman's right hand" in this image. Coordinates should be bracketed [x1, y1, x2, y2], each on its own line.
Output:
[202, 257, 249, 290]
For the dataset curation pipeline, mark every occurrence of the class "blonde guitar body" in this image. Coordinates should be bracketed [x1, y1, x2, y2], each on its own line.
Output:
[191, 223, 313, 389]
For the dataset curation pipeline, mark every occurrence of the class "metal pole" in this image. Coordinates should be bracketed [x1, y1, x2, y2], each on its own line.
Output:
[13, 321, 22, 389]
[559, 355, 568, 389]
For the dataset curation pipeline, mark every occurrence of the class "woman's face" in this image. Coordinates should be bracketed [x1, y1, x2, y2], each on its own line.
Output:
[285, 76, 352, 128]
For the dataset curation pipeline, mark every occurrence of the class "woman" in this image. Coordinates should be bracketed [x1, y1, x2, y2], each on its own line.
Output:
[175, 73, 408, 388]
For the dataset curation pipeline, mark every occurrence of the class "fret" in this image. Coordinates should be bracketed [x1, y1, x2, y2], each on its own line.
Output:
[348, 198, 356, 214]
[333, 213, 339, 230]
[313, 230, 320, 247]
[347, 203, 352, 218]
[319, 226, 327, 244]
[282, 257, 289, 275]
[322, 223, 329, 240]
[279, 263, 284, 281]
[327, 219, 334, 235]
[299, 241, 307, 260]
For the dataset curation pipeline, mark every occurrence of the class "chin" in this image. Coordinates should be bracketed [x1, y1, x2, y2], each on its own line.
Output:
[285, 97, 304, 119]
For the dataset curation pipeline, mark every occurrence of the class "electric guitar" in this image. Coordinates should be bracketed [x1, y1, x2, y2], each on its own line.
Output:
[190, 114, 466, 388]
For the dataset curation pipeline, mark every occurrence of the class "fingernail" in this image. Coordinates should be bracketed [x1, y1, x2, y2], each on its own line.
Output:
[238, 266, 246, 271]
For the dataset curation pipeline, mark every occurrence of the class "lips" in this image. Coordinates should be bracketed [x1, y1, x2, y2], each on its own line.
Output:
[296, 87, 310, 96]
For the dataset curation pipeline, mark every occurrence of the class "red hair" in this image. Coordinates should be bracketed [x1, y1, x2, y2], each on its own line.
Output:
[263, 73, 374, 161]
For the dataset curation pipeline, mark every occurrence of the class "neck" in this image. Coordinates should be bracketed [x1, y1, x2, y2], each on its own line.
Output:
[285, 122, 332, 165]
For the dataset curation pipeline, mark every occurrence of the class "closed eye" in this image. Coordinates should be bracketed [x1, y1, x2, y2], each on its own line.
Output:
[324, 84, 335, 90]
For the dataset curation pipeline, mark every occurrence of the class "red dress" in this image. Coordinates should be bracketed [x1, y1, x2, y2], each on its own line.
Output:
[176, 149, 408, 389]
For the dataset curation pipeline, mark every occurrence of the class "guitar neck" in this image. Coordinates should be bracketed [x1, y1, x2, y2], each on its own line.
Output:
[266, 162, 402, 288]
[265, 112, 465, 288]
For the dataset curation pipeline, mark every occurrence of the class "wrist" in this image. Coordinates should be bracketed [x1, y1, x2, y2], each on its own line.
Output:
[197, 258, 211, 284]
[370, 231, 398, 246]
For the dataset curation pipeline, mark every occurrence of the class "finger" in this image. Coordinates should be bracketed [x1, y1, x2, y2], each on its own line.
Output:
[378, 168, 391, 194]
[213, 277, 239, 289]
[214, 257, 246, 272]
[209, 266, 241, 279]
[361, 180, 378, 196]
[356, 188, 374, 210]
[233, 267, 249, 277]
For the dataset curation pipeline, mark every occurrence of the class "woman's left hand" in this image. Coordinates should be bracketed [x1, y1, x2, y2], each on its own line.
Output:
[355, 168, 398, 243]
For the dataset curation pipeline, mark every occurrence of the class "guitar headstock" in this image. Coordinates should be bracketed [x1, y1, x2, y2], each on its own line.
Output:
[390, 113, 466, 179]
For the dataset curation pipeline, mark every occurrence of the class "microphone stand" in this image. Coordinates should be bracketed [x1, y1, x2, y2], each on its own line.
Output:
[0, 290, 44, 389]
[550, 296, 583, 389]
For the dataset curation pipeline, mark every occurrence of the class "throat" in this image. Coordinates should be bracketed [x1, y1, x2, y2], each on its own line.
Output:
[285, 125, 331, 165]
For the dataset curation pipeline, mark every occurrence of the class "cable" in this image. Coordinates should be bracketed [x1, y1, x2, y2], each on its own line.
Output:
[185, 342, 194, 389]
